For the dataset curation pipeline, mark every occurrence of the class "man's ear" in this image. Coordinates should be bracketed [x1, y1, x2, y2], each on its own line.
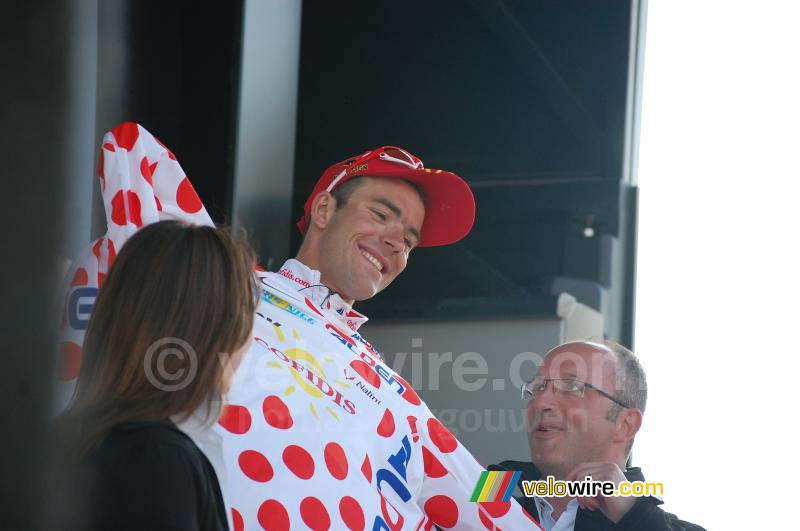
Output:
[615, 408, 643, 445]
[309, 191, 337, 230]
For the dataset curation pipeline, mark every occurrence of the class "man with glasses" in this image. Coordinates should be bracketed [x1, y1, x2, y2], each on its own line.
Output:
[493, 340, 704, 530]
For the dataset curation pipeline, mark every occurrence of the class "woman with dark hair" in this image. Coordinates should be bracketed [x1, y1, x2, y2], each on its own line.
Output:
[59, 220, 257, 531]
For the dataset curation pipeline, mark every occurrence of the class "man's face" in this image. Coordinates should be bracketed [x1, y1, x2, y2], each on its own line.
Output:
[316, 177, 425, 303]
[527, 342, 621, 479]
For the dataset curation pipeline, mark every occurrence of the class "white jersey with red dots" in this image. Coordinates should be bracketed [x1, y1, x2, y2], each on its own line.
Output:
[57, 122, 542, 530]
[218, 259, 540, 530]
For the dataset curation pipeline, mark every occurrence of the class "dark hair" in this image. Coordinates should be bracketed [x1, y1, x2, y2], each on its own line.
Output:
[330, 176, 428, 211]
[60, 221, 257, 459]
[330, 176, 367, 209]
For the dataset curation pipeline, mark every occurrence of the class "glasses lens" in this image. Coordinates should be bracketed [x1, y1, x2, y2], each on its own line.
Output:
[382, 147, 414, 163]
[553, 379, 585, 396]
[522, 377, 544, 399]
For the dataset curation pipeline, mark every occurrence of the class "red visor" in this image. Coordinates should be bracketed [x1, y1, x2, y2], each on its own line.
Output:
[297, 146, 475, 247]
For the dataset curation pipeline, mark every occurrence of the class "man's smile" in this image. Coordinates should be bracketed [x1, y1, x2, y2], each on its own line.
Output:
[359, 247, 386, 273]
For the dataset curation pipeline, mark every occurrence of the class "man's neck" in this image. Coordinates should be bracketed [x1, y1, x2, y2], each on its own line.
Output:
[292, 251, 355, 306]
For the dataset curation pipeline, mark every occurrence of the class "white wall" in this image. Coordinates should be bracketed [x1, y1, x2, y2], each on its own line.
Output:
[635, 1, 800, 528]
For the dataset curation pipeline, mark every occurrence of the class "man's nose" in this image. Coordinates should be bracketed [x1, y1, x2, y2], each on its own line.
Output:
[382, 223, 405, 252]
[529, 380, 558, 408]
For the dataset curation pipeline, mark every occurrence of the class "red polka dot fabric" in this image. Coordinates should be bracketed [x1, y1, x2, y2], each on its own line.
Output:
[55, 122, 212, 408]
[57, 123, 541, 530]
[219, 260, 539, 529]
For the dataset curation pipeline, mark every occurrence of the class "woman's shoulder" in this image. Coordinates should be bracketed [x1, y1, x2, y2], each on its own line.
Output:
[107, 420, 196, 446]
[93, 421, 207, 474]
[81, 421, 227, 530]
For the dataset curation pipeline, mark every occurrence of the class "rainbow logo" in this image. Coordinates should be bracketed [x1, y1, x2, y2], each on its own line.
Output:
[469, 470, 521, 502]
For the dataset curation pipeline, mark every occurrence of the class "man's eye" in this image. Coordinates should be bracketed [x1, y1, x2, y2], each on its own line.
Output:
[371, 209, 387, 221]
[404, 238, 413, 249]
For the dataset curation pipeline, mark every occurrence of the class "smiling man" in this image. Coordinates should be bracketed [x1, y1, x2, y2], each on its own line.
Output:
[64, 127, 541, 529]
[218, 146, 541, 529]
[493, 340, 704, 530]
[293, 146, 472, 303]
[296, 176, 425, 303]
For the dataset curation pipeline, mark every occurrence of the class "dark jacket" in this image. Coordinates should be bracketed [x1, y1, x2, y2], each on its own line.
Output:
[77, 421, 229, 531]
[490, 460, 705, 531]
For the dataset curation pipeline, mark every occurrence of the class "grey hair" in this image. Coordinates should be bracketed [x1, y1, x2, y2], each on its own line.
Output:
[597, 339, 647, 421]
[595, 339, 647, 458]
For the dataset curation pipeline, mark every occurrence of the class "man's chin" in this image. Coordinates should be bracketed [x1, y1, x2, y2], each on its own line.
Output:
[350, 284, 382, 303]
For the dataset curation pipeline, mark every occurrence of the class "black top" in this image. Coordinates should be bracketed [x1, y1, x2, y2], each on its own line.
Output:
[78, 421, 228, 531]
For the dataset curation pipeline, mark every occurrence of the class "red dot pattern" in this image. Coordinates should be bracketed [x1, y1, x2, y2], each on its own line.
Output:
[257, 499, 289, 531]
[479, 501, 511, 518]
[107, 239, 117, 266]
[300, 497, 330, 530]
[176, 177, 203, 214]
[349, 360, 381, 388]
[92, 238, 117, 268]
[140, 156, 154, 186]
[427, 418, 458, 453]
[71, 268, 88, 287]
[377, 408, 395, 438]
[324, 442, 348, 480]
[424, 495, 459, 529]
[339, 496, 365, 531]
[396, 373, 422, 405]
[218, 404, 252, 434]
[110, 191, 126, 226]
[283, 445, 314, 480]
[58, 341, 82, 381]
[92, 239, 103, 260]
[407, 415, 420, 443]
[422, 446, 448, 478]
[127, 191, 142, 227]
[361, 454, 372, 482]
[263, 395, 293, 429]
[238, 450, 274, 483]
[109, 191, 143, 227]
[111, 122, 139, 151]
[231, 508, 244, 531]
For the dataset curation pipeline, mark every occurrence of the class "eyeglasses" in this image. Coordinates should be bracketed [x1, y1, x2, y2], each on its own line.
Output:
[521, 377, 630, 409]
[377, 147, 423, 170]
[326, 146, 424, 192]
